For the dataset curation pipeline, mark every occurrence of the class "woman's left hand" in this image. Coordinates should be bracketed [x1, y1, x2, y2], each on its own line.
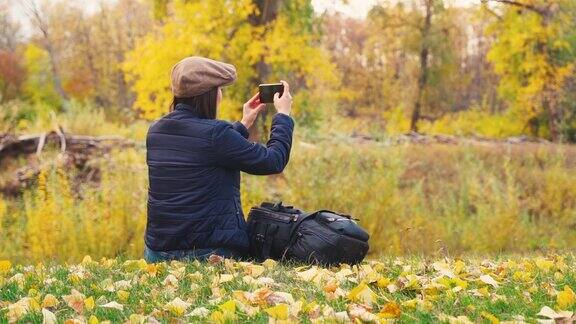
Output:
[241, 93, 266, 129]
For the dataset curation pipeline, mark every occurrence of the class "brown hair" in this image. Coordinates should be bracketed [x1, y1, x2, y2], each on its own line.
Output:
[170, 87, 218, 119]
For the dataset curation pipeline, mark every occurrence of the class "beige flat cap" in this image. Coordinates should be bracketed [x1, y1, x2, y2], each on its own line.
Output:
[170, 56, 237, 98]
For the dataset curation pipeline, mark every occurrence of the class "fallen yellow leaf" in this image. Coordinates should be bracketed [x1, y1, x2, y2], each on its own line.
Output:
[557, 285, 576, 309]
[480, 311, 499, 324]
[262, 259, 277, 269]
[378, 302, 401, 319]
[535, 258, 554, 273]
[265, 303, 289, 320]
[7, 298, 30, 322]
[245, 264, 266, 277]
[165, 297, 191, 316]
[296, 267, 319, 282]
[117, 290, 129, 302]
[63, 290, 85, 314]
[84, 296, 95, 312]
[218, 273, 235, 284]
[0, 260, 12, 274]
[218, 300, 236, 313]
[100, 301, 124, 311]
[42, 294, 59, 308]
[88, 315, 99, 324]
[479, 274, 499, 288]
[376, 277, 391, 288]
[347, 282, 377, 306]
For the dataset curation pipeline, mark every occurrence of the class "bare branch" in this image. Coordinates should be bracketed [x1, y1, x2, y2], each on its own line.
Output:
[484, 0, 547, 16]
[480, 2, 504, 21]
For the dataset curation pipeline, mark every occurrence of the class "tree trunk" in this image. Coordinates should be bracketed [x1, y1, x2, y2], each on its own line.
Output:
[248, 0, 282, 141]
[542, 7, 561, 142]
[27, 1, 68, 102]
[410, 0, 433, 132]
[44, 38, 68, 102]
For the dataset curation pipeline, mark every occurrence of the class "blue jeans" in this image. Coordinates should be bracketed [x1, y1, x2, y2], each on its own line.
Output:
[144, 245, 240, 263]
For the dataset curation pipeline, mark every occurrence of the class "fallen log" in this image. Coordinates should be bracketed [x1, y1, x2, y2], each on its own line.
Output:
[0, 131, 137, 196]
[0, 130, 135, 165]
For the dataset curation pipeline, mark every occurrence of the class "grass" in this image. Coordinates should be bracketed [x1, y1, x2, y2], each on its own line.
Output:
[0, 255, 575, 323]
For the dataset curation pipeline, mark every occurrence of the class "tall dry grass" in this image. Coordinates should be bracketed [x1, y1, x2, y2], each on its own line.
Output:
[0, 140, 575, 263]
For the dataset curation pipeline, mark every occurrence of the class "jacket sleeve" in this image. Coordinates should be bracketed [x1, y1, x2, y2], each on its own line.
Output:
[231, 121, 249, 139]
[212, 113, 295, 175]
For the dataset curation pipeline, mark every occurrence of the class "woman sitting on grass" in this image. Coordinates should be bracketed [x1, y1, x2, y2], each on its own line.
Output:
[144, 56, 294, 263]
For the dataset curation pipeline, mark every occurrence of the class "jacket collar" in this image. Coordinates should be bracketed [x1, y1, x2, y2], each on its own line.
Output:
[174, 103, 202, 117]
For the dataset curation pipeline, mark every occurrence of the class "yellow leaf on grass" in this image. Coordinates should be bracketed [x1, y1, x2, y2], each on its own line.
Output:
[188, 307, 210, 318]
[8, 298, 30, 322]
[81, 255, 93, 265]
[348, 303, 378, 322]
[537, 305, 574, 320]
[335, 268, 354, 279]
[162, 274, 179, 287]
[535, 258, 554, 273]
[480, 311, 500, 324]
[84, 297, 95, 311]
[347, 282, 377, 306]
[265, 303, 289, 320]
[262, 259, 277, 269]
[378, 302, 401, 319]
[557, 286, 576, 309]
[146, 264, 158, 277]
[210, 300, 237, 323]
[117, 290, 129, 302]
[0, 260, 12, 274]
[218, 300, 236, 313]
[42, 294, 59, 308]
[377, 277, 391, 288]
[454, 260, 466, 274]
[245, 264, 265, 277]
[29, 298, 41, 312]
[88, 315, 99, 324]
[100, 301, 124, 311]
[512, 271, 531, 282]
[165, 297, 191, 317]
[218, 274, 235, 284]
[63, 290, 85, 314]
[478, 287, 490, 297]
[297, 267, 319, 282]
[479, 274, 499, 288]
[128, 314, 147, 324]
[323, 280, 339, 293]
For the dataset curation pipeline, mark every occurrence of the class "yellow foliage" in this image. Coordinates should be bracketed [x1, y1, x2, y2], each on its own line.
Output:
[486, 3, 576, 138]
[420, 108, 525, 138]
[382, 106, 411, 135]
[123, 0, 337, 121]
[557, 286, 576, 309]
[22, 44, 62, 107]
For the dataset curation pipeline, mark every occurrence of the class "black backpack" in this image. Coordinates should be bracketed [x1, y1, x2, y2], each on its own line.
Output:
[246, 202, 369, 265]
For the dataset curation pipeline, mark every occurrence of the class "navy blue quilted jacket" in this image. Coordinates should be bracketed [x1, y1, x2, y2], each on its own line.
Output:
[145, 103, 295, 252]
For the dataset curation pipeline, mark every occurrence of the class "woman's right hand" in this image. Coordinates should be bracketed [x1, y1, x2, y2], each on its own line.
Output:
[273, 80, 292, 116]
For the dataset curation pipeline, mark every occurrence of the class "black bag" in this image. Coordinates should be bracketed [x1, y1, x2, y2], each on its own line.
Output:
[246, 202, 369, 265]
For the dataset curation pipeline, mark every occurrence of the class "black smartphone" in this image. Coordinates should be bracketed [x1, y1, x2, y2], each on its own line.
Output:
[259, 83, 284, 104]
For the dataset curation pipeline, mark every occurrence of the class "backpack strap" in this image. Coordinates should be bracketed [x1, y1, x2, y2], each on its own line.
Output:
[261, 223, 279, 260]
[283, 211, 319, 253]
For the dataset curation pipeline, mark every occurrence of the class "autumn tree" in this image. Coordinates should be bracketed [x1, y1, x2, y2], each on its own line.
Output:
[333, 1, 467, 132]
[0, 3, 24, 102]
[484, 0, 576, 141]
[24, 0, 68, 103]
[123, 0, 337, 126]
